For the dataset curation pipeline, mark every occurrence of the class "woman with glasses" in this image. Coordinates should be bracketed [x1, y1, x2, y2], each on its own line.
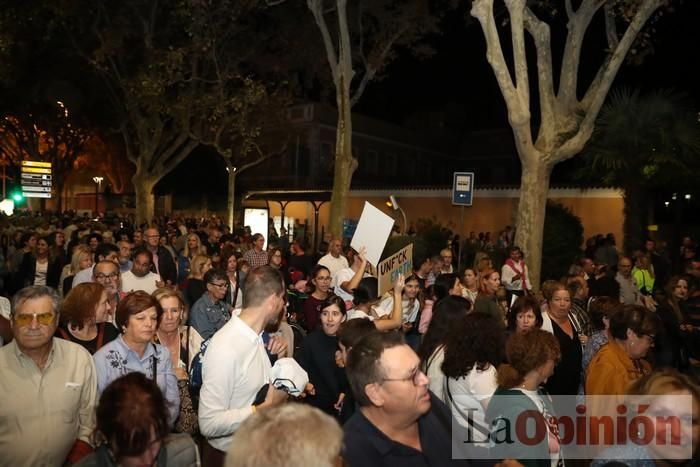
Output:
[93, 291, 180, 426]
[585, 305, 660, 419]
[302, 265, 333, 332]
[153, 288, 202, 434]
[57, 282, 118, 354]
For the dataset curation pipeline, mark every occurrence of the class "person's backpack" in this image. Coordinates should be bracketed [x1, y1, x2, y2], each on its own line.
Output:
[188, 337, 212, 405]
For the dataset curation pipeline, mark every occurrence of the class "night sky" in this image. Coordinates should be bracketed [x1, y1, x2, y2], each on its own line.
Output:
[163, 1, 700, 196]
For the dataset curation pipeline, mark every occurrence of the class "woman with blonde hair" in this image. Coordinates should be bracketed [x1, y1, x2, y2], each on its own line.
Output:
[60, 244, 93, 297]
[593, 369, 700, 465]
[183, 254, 211, 306]
[152, 287, 202, 434]
[177, 233, 206, 285]
[473, 268, 503, 324]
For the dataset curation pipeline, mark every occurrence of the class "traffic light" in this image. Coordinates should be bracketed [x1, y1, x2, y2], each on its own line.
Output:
[11, 191, 24, 203]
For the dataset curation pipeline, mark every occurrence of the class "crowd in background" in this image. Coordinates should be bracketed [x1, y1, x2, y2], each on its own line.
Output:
[1, 210, 700, 467]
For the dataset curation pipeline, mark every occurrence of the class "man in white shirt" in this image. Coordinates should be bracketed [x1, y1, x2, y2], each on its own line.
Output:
[0, 286, 97, 466]
[317, 238, 349, 277]
[198, 266, 289, 466]
[120, 248, 162, 294]
[331, 247, 369, 307]
[501, 246, 532, 300]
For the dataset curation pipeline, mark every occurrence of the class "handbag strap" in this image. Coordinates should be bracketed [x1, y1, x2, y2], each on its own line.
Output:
[96, 322, 106, 350]
[151, 343, 158, 381]
[444, 375, 491, 437]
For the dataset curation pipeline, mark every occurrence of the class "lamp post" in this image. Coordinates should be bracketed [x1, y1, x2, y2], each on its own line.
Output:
[387, 195, 407, 235]
[92, 176, 103, 216]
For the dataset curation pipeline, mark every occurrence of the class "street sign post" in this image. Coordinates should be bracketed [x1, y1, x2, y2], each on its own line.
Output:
[21, 161, 52, 199]
[452, 172, 474, 272]
[452, 172, 474, 206]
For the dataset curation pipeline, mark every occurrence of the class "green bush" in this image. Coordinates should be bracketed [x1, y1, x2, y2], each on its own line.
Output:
[380, 217, 452, 265]
[541, 201, 584, 281]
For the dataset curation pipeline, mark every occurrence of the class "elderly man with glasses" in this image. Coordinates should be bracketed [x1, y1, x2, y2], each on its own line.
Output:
[189, 268, 232, 340]
[0, 285, 97, 466]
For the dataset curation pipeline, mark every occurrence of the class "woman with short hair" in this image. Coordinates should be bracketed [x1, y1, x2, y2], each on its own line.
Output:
[93, 291, 180, 426]
[506, 295, 544, 334]
[585, 304, 660, 420]
[57, 282, 118, 354]
[486, 330, 562, 467]
[75, 372, 198, 467]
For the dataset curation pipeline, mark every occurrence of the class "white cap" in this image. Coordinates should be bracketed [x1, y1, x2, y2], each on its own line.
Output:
[270, 358, 309, 396]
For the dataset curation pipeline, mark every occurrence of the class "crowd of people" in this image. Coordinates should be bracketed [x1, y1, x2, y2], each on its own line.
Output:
[1, 211, 700, 467]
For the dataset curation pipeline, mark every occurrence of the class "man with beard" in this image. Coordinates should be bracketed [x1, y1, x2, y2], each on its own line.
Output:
[92, 260, 124, 323]
[199, 266, 289, 467]
[120, 248, 162, 294]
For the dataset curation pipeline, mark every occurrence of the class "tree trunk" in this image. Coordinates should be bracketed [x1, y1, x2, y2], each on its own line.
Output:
[514, 159, 552, 291]
[328, 80, 358, 238]
[133, 173, 157, 227]
[227, 163, 237, 232]
[622, 180, 647, 255]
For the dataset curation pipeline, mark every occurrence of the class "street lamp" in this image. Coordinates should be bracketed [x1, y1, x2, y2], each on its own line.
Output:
[386, 195, 407, 235]
[92, 176, 103, 216]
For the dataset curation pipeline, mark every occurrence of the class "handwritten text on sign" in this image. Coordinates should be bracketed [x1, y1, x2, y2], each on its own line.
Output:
[378, 244, 413, 297]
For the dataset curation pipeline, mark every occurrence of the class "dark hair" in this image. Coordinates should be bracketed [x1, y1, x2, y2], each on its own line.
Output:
[308, 265, 331, 294]
[243, 265, 284, 308]
[94, 373, 169, 460]
[95, 242, 119, 263]
[132, 247, 153, 264]
[115, 291, 163, 330]
[442, 312, 505, 378]
[337, 319, 377, 349]
[346, 331, 406, 407]
[589, 276, 621, 299]
[566, 275, 587, 298]
[320, 294, 347, 316]
[219, 247, 240, 272]
[251, 233, 264, 242]
[433, 273, 459, 301]
[19, 231, 37, 248]
[609, 305, 660, 341]
[497, 329, 560, 389]
[418, 295, 470, 365]
[589, 296, 621, 332]
[61, 282, 105, 329]
[506, 295, 543, 331]
[203, 268, 227, 285]
[352, 277, 378, 307]
[86, 232, 103, 245]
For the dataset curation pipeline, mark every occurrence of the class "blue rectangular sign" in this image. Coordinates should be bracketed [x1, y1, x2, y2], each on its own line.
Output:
[452, 172, 474, 206]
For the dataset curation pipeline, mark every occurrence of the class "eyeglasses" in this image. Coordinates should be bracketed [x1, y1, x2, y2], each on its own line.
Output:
[14, 312, 56, 327]
[381, 367, 424, 386]
[208, 282, 228, 289]
[95, 273, 119, 281]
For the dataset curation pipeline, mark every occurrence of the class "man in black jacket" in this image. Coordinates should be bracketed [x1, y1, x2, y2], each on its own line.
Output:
[144, 227, 177, 285]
